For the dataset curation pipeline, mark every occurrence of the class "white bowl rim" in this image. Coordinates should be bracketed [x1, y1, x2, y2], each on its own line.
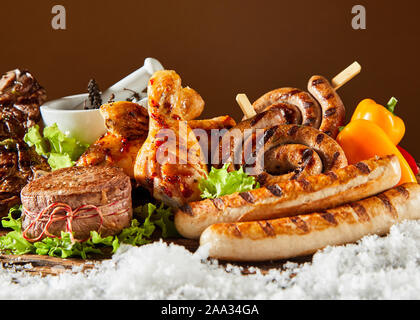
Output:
[40, 106, 102, 114]
[40, 93, 101, 113]
[41, 93, 148, 114]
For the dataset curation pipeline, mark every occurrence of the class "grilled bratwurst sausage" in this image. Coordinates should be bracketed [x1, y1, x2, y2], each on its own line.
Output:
[252, 88, 322, 129]
[175, 155, 401, 239]
[250, 76, 345, 139]
[307, 75, 346, 138]
[215, 123, 347, 183]
[200, 183, 420, 261]
[251, 124, 347, 182]
[213, 109, 301, 169]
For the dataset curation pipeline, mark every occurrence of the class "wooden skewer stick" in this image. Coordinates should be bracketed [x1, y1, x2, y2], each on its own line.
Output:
[236, 93, 257, 119]
[331, 61, 361, 90]
[237, 61, 362, 119]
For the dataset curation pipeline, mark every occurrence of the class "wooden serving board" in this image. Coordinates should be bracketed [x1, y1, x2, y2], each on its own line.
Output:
[0, 229, 313, 276]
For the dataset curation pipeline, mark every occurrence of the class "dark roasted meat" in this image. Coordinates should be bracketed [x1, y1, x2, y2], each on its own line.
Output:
[0, 69, 46, 129]
[0, 69, 50, 216]
[0, 138, 50, 216]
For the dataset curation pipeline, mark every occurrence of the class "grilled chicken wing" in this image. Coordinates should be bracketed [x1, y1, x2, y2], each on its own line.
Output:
[76, 101, 149, 178]
[134, 70, 208, 207]
[100, 100, 149, 138]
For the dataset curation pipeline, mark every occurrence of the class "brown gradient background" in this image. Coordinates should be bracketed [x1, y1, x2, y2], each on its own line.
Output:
[1, 0, 419, 158]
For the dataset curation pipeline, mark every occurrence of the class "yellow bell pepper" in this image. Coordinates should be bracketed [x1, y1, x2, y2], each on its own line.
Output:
[351, 97, 405, 145]
[336, 119, 416, 185]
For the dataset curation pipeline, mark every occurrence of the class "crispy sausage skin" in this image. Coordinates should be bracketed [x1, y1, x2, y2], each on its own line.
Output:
[250, 75, 346, 139]
[175, 155, 401, 239]
[252, 88, 322, 129]
[212, 109, 301, 169]
[307, 76, 346, 138]
[200, 183, 420, 261]
[249, 124, 348, 183]
[214, 123, 347, 183]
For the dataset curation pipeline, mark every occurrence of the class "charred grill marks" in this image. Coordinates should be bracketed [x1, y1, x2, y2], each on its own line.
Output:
[211, 198, 225, 211]
[320, 212, 337, 225]
[239, 191, 256, 203]
[258, 221, 276, 237]
[349, 202, 370, 222]
[303, 101, 314, 109]
[355, 162, 371, 174]
[290, 216, 309, 233]
[232, 224, 243, 238]
[180, 204, 194, 216]
[298, 178, 311, 191]
[302, 117, 316, 126]
[323, 93, 335, 100]
[395, 185, 409, 200]
[324, 171, 338, 181]
[287, 125, 300, 137]
[250, 112, 266, 127]
[312, 78, 325, 86]
[301, 148, 314, 164]
[286, 89, 301, 97]
[376, 194, 397, 218]
[324, 108, 337, 117]
[263, 127, 277, 144]
[266, 184, 283, 197]
[315, 133, 324, 145]
[330, 152, 341, 168]
[256, 172, 268, 185]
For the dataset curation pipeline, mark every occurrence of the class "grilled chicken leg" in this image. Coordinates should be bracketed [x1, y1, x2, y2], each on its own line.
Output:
[134, 70, 208, 207]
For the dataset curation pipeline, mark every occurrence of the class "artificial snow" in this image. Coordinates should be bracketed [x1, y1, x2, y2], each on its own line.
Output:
[2, 219, 420, 299]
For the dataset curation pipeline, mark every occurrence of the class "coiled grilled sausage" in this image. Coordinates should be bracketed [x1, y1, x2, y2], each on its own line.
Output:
[214, 123, 347, 184]
[251, 76, 345, 139]
[252, 88, 321, 128]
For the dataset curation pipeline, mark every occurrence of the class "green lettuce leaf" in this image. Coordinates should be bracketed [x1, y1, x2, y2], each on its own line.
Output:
[47, 153, 75, 170]
[0, 206, 35, 255]
[24, 125, 49, 156]
[134, 203, 180, 238]
[199, 163, 260, 199]
[43, 123, 88, 160]
[23, 123, 89, 170]
[118, 202, 179, 246]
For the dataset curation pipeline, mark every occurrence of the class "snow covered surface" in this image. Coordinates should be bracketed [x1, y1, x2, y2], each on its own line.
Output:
[1, 220, 420, 300]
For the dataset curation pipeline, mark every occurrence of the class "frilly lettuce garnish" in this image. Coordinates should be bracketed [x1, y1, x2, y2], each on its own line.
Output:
[24, 123, 89, 170]
[199, 163, 260, 199]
